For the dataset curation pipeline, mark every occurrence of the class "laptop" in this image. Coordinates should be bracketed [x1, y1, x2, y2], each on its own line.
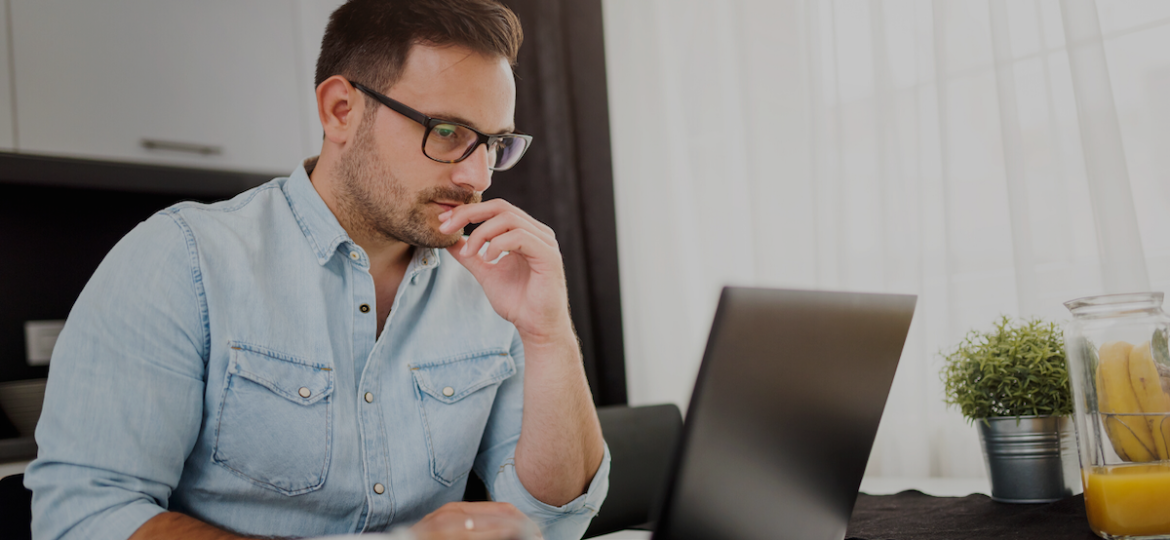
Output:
[649, 287, 917, 540]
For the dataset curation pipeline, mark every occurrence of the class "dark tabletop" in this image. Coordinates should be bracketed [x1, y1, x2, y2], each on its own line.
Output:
[846, 490, 1099, 540]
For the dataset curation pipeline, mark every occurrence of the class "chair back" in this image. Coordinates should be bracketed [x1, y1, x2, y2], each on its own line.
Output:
[583, 403, 683, 538]
[1, 473, 32, 540]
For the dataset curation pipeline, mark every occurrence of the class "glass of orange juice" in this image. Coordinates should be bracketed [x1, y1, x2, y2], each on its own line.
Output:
[1065, 293, 1170, 539]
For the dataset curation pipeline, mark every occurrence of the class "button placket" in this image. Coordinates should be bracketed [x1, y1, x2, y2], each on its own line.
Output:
[348, 247, 393, 530]
[349, 250, 378, 383]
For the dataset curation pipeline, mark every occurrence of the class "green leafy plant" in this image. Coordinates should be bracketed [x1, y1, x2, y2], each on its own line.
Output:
[942, 316, 1073, 421]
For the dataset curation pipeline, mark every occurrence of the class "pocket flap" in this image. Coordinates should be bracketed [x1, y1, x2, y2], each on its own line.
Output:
[410, 349, 516, 404]
[228, 342, 334, 405]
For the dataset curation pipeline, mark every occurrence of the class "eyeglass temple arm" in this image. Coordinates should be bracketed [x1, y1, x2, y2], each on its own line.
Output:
[351, 82, 430, 126]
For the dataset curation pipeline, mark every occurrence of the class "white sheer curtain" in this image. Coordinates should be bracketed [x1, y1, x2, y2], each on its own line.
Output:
[602, 0, 1170, 478]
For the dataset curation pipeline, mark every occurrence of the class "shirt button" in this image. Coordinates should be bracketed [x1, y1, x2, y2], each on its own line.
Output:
[373, 483, 385, 494]
[359, 304, 370, 313]
[298, 387, 311, 398]
[350, 251, 360, 260]
[442, 386, 455, 397]
[364, 392, 374, 403]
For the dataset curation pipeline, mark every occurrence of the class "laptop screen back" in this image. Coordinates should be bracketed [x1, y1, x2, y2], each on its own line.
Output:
[652, 287, 916, 540]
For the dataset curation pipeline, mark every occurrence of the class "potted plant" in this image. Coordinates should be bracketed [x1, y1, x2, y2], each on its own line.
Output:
[941, 316, 1078, 503]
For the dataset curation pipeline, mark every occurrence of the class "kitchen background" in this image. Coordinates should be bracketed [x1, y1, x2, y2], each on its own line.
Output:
[6, 0, 1170, 490]
[0, 0, 626, 466]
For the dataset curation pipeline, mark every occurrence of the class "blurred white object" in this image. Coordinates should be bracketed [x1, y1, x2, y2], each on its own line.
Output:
[23, 320, 64, 366]
[588, 531, 651, 540]
[303, 534, 407, 540]
[0, 461, 31, 478]
[303, 535, 403, 540]
[303, 527, 419, 540]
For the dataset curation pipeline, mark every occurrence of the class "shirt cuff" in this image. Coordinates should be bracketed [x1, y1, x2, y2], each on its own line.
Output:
[491, 443, 611, 540]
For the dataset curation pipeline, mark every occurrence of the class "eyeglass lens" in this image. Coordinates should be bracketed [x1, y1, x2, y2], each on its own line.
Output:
[425, 123, 529, 171]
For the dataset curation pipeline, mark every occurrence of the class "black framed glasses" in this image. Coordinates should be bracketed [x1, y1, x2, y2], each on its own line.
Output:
[351, 81, 533, 172]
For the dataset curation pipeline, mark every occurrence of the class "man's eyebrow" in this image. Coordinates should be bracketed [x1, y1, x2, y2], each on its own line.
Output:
[426, 111, 515, 135]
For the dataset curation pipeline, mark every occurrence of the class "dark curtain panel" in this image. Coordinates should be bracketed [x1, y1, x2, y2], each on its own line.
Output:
[484, 0, 627, 406]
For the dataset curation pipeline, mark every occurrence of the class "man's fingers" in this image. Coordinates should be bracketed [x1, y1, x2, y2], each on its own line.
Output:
[446, 239, 495, 282]
[479, 229, 550, 266]
[439, 199, 553, 238]
[434, 501, 521, 514]
[459, 501, 527, 518]
[437, 200, 506, 233]
[457, 502, 536, 540]
[474, 502, 527, 520]
[413, 502, 537, 540]
[461, 213, 555, 260]
[447, 238, 490, 271]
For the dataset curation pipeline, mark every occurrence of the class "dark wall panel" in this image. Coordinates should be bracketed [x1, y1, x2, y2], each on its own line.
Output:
[0, 183, 218, 382]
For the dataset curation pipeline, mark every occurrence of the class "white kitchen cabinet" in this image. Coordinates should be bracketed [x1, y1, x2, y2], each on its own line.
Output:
[0, 0, 15, 151]
[10, 1, 308, 174]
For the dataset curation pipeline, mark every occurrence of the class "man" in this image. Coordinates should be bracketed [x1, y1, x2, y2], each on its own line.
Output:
[24, 1, 609, 539]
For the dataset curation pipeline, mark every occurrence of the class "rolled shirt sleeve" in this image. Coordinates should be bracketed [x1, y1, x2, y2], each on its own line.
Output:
[25, 212, 209, 540]
[491, 445, 611, 540]
[473, 330, 610, 540]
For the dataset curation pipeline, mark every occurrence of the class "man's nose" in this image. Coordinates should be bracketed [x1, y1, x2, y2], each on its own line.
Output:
[450, 144, 493, 193]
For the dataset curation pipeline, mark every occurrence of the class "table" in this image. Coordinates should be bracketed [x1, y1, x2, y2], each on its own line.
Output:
[590, 477, 1099, 540]
[847, 490, 1096, 539]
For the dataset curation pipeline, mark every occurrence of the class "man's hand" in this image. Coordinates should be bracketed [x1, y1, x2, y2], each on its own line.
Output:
[439, 198, 606, 507]
[411, 502, 541, 540]
[439, 200, 572, 345]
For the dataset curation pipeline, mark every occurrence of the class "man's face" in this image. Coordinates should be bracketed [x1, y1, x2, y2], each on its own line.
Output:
[336, 44, 517, 248]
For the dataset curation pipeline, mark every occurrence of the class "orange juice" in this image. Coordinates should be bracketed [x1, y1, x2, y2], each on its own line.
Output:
[1084, 463, 1170, 537]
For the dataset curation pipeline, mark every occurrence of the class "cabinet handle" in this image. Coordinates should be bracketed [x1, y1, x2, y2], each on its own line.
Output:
[140, 139, 223, 156]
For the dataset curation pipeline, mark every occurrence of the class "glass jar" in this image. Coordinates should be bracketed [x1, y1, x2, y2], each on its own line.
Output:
[1064, 292, 1170, 539]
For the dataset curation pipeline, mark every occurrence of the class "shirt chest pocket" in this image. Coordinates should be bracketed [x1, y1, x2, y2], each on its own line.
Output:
[213, 342, 335, 496]
[410, 350, 517, 486]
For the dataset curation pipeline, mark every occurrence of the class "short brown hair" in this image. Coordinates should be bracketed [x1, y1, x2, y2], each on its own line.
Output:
[315, 0, 523, 93]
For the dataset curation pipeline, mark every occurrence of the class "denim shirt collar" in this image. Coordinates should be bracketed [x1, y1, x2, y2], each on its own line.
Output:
[284, 156, 441, 274]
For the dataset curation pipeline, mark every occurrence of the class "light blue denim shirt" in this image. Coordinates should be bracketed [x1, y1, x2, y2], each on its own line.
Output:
[25, 160, 609, 540]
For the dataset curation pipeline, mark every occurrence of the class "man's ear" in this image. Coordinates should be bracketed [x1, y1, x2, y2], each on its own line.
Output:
[317, 75, 361, 145]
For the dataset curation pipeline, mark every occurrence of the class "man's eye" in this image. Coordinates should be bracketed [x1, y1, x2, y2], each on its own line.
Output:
[434, 125, 458, 139]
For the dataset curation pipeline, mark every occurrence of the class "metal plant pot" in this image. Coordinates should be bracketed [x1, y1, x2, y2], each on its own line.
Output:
[978, 415, 1080, 503]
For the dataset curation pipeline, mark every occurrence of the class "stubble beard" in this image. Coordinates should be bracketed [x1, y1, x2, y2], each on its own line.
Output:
[336, 108, 481, 249]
